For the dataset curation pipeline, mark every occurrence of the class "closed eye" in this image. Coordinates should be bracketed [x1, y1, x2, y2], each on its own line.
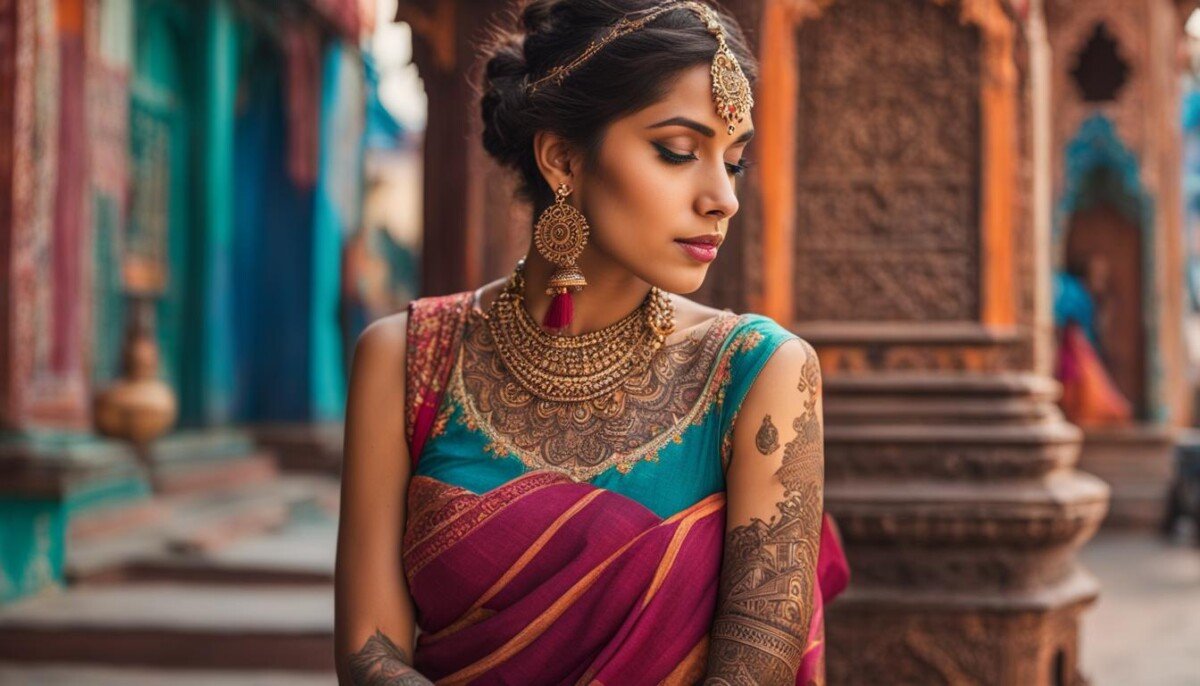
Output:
[652, 142, 752, 177]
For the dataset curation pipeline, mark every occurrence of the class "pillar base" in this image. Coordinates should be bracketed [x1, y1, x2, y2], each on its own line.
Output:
[822, 373, 1109, 685]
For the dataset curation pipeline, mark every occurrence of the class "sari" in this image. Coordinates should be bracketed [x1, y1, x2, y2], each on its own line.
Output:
[1055, 322, 1132, 426]
[402, 292, 849, 685]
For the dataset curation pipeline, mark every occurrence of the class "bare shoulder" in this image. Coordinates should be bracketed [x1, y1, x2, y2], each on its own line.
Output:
[354, 312, 408, 363]
[348, 312, 410, 408]
[744, 332, 822, 405]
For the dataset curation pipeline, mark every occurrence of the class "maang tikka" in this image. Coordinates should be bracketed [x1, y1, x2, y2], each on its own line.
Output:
[524, 1, 753, 135]
[534, 182, 589, 330]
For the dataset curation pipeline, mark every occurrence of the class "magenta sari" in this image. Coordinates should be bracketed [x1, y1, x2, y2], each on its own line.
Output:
[403, 293, 849, 685]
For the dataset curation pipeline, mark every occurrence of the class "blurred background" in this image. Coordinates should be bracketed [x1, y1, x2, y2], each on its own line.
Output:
[0, 0, 1198, 684]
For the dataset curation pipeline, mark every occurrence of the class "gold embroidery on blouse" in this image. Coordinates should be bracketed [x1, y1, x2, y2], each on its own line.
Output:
[444, 309, 762, 482]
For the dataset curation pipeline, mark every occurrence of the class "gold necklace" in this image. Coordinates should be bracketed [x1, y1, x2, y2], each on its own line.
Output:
[484, 259, 676, 402]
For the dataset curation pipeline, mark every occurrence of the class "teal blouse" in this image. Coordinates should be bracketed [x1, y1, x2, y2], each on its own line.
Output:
[414, 308, 799, 519]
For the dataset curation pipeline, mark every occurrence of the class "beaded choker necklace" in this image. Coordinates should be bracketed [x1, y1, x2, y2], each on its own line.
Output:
[484, 259, 676, 402]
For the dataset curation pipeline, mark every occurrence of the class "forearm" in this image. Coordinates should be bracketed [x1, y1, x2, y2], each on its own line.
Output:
[341, 629, 434, 686]
[701, 491, 818, 684]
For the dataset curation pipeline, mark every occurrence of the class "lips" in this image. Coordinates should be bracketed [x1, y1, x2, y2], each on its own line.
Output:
[675, 234, 724, 247]
[672, 239, 715, 263]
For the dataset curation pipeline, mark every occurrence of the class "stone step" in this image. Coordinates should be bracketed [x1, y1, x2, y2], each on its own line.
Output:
[0, 583, 334, 672]
[63, 442, 284, 551]
[110, 504, 337, 586]
[151, 451, 280, 497]
[252, 422, 343, 475]
[69, 499, 166, 545]
[67, 475, 339, 584]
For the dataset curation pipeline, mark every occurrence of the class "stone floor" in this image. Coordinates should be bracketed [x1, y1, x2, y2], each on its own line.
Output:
[1079, 531, 1200, 686]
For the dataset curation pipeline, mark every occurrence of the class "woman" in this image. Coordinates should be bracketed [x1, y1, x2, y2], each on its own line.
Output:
[335, 1, 848, 683]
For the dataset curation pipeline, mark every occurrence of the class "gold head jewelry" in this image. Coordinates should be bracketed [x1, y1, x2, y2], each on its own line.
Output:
[523, 1, 753, 135]
[484, 259, 676, 403]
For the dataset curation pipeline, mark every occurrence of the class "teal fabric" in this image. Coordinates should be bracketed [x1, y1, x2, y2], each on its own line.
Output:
[414, 313, 798, 519]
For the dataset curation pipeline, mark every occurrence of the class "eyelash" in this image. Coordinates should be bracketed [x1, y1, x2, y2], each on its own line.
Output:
[652, 142, 752, 177]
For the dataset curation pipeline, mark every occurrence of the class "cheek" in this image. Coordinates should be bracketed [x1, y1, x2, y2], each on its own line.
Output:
[586, 154, 683, 253]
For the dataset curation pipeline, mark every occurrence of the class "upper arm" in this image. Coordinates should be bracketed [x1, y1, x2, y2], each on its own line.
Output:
[334, 312, 419, 677]
[725, 336, 824, 528]
[706, 336, 825, 682]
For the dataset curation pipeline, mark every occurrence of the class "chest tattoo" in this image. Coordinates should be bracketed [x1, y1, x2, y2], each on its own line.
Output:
[448, 310, 742, 481]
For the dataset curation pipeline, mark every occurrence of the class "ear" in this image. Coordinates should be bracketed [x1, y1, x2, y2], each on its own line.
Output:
[532, 130, 580, 194]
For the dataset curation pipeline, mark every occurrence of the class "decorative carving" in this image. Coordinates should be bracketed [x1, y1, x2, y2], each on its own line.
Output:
[1046, 0, 1148, 197]
[817, 342, 1028, 374]
[827, 604, 1089, 685]
[1070, 23, 1130, 102]
[827, 497, 1107, 547]
[843, 546, 1084, 594]
[824, 441, 1080, 481]
[793, 0, 982, 323]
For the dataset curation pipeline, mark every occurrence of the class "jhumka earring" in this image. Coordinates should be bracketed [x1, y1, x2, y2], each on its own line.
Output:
[534, 182, 589, 331]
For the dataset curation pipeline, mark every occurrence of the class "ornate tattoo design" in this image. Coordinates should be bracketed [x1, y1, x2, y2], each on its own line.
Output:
[347, 630, 433, 685]
[453, 309, 743, 480]
[755, 414, 780, 455]
[705, 342, 824, 685]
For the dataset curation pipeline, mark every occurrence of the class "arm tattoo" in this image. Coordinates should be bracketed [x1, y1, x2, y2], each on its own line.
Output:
[347, 630, 433, 685]
[755, 414, 780, 455]
[705, 348, 824, 685]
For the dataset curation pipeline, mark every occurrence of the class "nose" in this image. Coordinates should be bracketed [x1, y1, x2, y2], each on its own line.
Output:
[696, 161, 739, 220]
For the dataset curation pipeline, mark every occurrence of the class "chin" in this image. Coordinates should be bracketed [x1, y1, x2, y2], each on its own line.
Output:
[652, 264, 710, 295]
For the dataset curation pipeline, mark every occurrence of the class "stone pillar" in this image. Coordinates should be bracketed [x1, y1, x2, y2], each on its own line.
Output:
[740, 0, 1109, 682]
[1045, 0, 1192, 528]
[0, 0, 95, 432]
[398, 0, 527, 296]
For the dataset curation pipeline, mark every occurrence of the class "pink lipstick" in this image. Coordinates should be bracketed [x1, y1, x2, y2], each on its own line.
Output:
[675, 233, 722, 263]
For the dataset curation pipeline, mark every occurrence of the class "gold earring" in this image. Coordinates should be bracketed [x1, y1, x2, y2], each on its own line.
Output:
[534, 182, 589, 330]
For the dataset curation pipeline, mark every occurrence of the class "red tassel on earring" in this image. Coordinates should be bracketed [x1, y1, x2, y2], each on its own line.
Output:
[543, 290, 574, 330]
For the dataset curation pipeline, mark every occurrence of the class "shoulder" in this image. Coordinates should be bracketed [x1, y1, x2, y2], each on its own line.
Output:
[714, 313, 815, 422]
[351, 289, 477, 376]
[353, 311, 408, 371]
[348, 312, 410, 409]
[722, 314, 820, 410]
[716, 312, 809, 380]
[750, 334, 821, 395]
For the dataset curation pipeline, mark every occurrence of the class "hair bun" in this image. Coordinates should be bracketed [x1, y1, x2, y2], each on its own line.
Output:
[480, 27, 533, 169]
[520, 0, 563, 34]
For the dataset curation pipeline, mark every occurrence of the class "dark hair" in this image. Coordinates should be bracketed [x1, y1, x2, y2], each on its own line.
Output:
[478, 0, 758, 211]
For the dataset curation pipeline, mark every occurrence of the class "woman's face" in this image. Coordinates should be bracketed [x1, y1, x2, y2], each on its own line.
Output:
[574, 63, 754, 295]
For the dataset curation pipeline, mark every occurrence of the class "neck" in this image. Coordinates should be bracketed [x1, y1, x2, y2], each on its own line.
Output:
[519, 247, 652, 337]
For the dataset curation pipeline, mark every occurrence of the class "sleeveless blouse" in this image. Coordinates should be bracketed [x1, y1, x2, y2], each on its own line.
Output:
[412, 296, 799, 519]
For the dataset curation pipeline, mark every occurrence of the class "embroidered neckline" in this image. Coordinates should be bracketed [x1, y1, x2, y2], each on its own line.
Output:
[442, 309, 760, 483]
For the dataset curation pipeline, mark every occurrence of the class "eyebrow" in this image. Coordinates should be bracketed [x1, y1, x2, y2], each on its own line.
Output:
[646, 116, 755, 144]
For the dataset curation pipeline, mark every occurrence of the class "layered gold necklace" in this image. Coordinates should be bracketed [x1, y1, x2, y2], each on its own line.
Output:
[484, 259, 676, 402]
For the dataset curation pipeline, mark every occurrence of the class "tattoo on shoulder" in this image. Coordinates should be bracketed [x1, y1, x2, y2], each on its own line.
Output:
[706, 347, 824, 683]
[755, 414, 780, 455]
[347, 630, 433, 686]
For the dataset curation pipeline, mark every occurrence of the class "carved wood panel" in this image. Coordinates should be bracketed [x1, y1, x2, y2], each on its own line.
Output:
[1046, 0, 1148, 198]
[793, 0, 983, 323]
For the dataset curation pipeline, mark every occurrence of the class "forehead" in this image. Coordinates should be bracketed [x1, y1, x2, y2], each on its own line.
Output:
[623, 64, 754, 134]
